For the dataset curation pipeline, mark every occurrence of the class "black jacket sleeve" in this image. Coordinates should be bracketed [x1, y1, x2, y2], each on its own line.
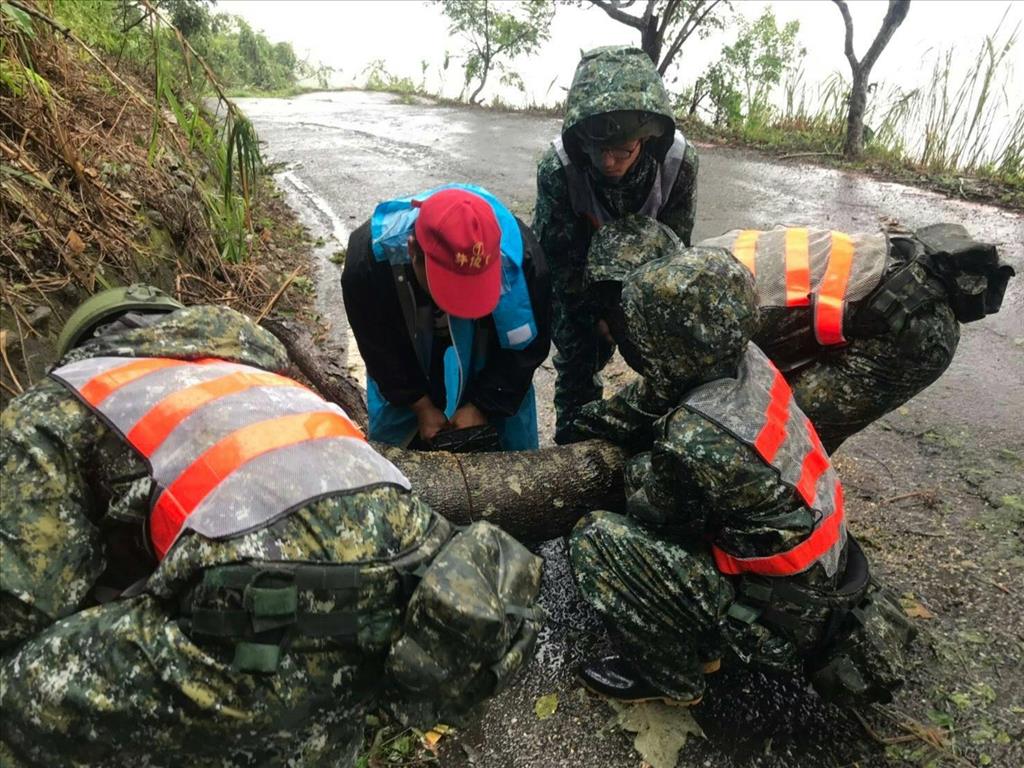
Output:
[341, 221, 429, 407]
[463, 219, 552, 418]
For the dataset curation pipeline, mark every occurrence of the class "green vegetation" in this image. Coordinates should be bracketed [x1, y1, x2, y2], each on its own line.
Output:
[441, 0, 554, 105]
[1, 0, 318, 399]
[42, 0, 298, 261]
[677, 8, 1022, 205]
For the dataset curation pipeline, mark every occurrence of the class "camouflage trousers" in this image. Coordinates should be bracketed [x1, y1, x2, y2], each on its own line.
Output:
[569, 511, 806, 700]
[0, 595, 369, 768]
[782, 296, 960, 454]
[553, 328, 615, 445]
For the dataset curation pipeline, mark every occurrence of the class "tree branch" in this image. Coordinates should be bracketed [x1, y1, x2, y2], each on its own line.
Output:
[832, 0, 860, 71]
[657, 0, 682, 38]
[861, 0, 910, 73]
[658, 0, 723, 75]
[589, 0, 645, 30]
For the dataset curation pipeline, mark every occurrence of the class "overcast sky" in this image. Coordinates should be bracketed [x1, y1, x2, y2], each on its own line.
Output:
[220, 0, 1022, 116]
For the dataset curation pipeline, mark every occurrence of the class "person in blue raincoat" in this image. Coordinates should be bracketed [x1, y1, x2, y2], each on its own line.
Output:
[342, 185, 551, 450]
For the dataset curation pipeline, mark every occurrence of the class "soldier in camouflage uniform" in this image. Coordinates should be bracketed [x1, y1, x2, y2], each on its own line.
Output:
[570, 251, 914, 707]
[532, 45, 700, 444]
[1, 288, 543, 767]
[585, 216, 1013, 452]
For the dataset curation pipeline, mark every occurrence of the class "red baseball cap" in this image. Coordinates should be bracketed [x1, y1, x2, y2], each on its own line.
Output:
[413, 189, 502, 319]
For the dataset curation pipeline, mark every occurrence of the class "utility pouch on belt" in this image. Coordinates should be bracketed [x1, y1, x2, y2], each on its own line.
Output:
[384, 521, 544, 724]
[727, 537, 871, 654]
[806, 576, 916, 707]
[914, 223, 1015, 323]
[179, 517, 452, 674]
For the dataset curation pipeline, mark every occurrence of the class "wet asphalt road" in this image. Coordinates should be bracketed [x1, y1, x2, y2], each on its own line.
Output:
[238, 91, 1023, 768]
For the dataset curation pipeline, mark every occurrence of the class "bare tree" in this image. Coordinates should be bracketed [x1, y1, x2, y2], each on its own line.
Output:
[587, 0, 731, 76]
[832, 0, 911, 158]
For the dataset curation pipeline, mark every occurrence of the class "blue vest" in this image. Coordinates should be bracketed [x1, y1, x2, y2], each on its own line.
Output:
[366, 183, 539, 451]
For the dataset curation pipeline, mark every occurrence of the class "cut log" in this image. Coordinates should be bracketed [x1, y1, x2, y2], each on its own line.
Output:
[379, 441, 627, 541]
[261, 317, 368, 428]
[264, 316, 628, 540]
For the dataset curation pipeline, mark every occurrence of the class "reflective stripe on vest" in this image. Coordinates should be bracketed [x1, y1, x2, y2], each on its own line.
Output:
[51, 356, 411, 559]
[552, 134, 688, 228]
[699, 227, 889, 346]
[683, 345, 846, 577]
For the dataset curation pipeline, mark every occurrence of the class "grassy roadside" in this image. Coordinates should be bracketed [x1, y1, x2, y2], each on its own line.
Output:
[0, 1, 320, 405]
[679, 118, 1024, 211]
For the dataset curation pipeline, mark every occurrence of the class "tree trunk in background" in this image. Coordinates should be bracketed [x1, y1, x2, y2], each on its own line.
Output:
[640, 16, 662, 66]
[265, 316, 627, 540]
[832, 0, 911, 159]
[845, 70, 868, 158]
[262, 317, 368, 428]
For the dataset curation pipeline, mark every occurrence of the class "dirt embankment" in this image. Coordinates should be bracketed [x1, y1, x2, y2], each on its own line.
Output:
[0, 5, 316, 406]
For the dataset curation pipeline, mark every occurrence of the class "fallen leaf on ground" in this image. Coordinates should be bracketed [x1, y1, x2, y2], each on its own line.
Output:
[534, 693, 558, 720]
[66, 230, 86, 254]
[422, 723, 451, 751]
[900, 594, 936, 620]
[609, 700, 704, 768]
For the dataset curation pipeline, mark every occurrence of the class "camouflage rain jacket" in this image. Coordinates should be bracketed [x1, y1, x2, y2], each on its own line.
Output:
[533, 46, 699, 443]
[0, 306, 541, 767]
[574, 253, 848, 654]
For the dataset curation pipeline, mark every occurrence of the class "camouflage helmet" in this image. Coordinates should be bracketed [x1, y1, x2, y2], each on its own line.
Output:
[562, 46, 676, 166]
[586, 214, 680, 287]
[622, 247, 759, 395]
[57, 283, 184, 357]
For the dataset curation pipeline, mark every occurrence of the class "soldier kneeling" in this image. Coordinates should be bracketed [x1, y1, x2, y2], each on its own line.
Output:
[583, 215, 1013, 452]
[570, 251, 914, 707]
[1, 286, 542, 767]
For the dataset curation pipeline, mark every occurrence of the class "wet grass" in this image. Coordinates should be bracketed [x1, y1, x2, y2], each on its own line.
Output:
[680, 12, 1022, 209]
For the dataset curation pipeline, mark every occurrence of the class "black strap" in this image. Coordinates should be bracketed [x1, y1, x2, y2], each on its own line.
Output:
[191, 608, 251, 637]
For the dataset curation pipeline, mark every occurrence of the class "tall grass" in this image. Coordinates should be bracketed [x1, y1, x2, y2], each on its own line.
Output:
[686, 10, 1022, 191]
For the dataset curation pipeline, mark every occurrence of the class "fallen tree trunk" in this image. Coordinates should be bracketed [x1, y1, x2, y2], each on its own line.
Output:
[262, 317, 368, 428]
[379, 440, 627, 540]
[264, 315, 628, 539]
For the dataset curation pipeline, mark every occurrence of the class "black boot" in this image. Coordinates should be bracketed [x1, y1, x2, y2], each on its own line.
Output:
[578, 655, 702, 706]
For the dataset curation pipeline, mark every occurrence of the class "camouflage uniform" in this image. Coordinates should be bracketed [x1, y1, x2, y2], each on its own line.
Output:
[570, 252, 911, 704]
[587, 216, 992, 452]
[0, 306, 541, 767]
[533, 46, 699, 443]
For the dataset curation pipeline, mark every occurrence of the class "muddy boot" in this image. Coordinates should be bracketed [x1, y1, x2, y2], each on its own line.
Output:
[579, 656, 702, 706]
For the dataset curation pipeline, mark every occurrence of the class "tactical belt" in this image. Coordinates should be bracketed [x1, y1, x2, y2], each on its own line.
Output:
[180, 518, 453, 674]
[181, 563, 377, 673]
[726, 535, 870, 649]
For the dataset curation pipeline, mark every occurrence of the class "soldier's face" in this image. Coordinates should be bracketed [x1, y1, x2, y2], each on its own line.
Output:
[584, 139, 643, 179]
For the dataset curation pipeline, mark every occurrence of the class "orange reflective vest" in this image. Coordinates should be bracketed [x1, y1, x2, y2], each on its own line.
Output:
[683, 345, 847, 577]
[51, 356, 410, 559]
[700, 228, 889, 346]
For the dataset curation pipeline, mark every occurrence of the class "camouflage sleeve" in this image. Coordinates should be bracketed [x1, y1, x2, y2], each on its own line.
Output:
[572, 378, 664, 453]
[658, 136, 699, 246]
[532, 147, 574, 274]
[0, 380, 107, 650]
[624, 412, 711, 537]
[534, 147, 596, 354]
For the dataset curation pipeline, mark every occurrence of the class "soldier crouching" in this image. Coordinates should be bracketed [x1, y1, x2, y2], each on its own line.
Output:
[0, 286, 542, 767]
[569, 250, 914, 708]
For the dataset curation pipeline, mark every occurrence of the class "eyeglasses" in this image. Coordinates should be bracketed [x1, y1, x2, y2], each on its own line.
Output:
[599, 140, 642, 161]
